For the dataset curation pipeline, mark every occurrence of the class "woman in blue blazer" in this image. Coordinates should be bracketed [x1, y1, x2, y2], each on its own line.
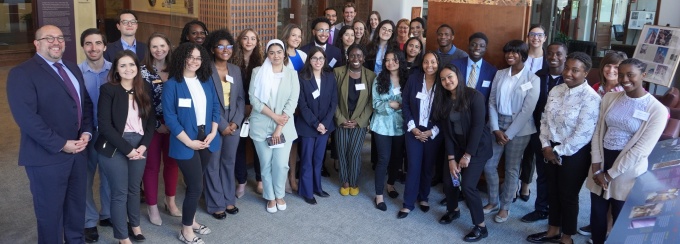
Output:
[295, 47, 338, 204]
[162, 43, 220, 244]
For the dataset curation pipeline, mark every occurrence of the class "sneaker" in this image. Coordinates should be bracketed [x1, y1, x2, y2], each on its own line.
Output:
[520, 210, 548, 223]
[578, 225, 592, 236]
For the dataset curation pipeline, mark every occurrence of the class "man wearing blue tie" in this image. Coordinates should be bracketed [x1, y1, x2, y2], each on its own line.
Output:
[7, 25, 94, 244]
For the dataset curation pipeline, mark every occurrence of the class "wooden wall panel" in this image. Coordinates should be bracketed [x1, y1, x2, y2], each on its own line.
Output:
[426, 1, 530, 68]
[135, 12, 195, 46]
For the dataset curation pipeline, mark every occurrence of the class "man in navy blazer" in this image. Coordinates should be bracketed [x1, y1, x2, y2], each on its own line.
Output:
[103, 9, 147, 62]
[451, 32, 498, 105]
[7, 25, 94, 244]
[300, 17, 343, 69]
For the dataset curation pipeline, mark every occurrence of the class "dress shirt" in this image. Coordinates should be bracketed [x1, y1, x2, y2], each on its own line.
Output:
[185, 76, 207, 126]
[497, 67, 525, 116]
[526, 56, 543, 74]
[316, 43, 327, 51]
[466, 58, 483, 87]
[603, 93, 652, 150]
[38, 53, 81, 101]
[370, 80, 404, 136]
[121, 39, 138, 54]
[406, 77, 439, 138]
[79, 60, 112, 127]
[315, 78, 322, 90]
[374, 45, 386, 75]
[539, 81, 601, 156]
[123, 99, 145, 135]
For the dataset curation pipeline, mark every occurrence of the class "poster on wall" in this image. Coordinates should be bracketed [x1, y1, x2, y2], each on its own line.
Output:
[628, 11, 655, 30]
[37, 0, 76, 62]
[633, 25, 680, 87]
[131, 0, 198, 17]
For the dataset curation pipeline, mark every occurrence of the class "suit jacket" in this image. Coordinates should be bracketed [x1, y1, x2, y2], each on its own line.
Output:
[6, 55, 94, 166]
[210, 62, 246, 134]
[333, 66, 376, 127]
[300, 42, 343, 69]
[488, 66, 540, 139]
[248, 66, 300, 142]
[402, 70, 440, 132]
[532, 68, 563, 130]
[162, 76, 221, 160]
[95, 82, 156, 156]
[103, 39, 148, 63]
[451, 57, 498, 104]
[443, 88, 492, 161]
[295, 71, 338, 137]
[586, 92, 668, 201]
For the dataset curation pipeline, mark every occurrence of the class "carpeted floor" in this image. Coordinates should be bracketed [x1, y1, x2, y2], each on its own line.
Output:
[0, 65, 593, 243]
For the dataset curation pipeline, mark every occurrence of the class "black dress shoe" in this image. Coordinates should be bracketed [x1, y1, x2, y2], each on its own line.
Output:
[439, 210, 460, 224]
[419, 204, 430, 213]
[304, 197, 317, 205]
[98, 218, 112, 227]
[521, 210, 548, 223]
[84, 227, 99, 243]
[387, 189, 399, 199]
[127, 224, 146, 242]
[431, 179, 442, 186]
[440, 198, 447, 206]
[458, 193, 466, 202]
[397, 210, 409, 219]
[315, 191, 330, 198]
[321, 167, 330, 177]
[527, 231, 561, 243]
[211, 212, 226, 219]
[225, 206, 239, 215]
[519, 189, 531, 202]
[374, 198, 386, 211]
[463, 225, 488, 242]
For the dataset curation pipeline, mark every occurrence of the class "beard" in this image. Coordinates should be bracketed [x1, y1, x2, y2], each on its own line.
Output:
[314, 35, 327, 45]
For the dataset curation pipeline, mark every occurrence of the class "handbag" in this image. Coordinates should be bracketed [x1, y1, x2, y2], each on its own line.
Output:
[94, 136, 117, 158]
[239, 117, 250, 137]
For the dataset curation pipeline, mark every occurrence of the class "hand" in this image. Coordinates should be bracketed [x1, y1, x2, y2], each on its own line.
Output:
[389, 101, 401, 110]
[186, 140, 206, 150]
[317, 123, 327, 134]
[493, 130, 509, 145]
[415, 130, 431, 142]
[204, 132, 217, 146]
[135, 145, 147, 156]
[591, 163, 602, 174]
[542, 147, 560, 164]
[79, 133, 91, 143]
[344, 120, 357, 129]
[156, 124, 169, 134]
[126, 149, 140, 159]
[449, 160, 460, 178]
[62, 140, 86, 154]
[459, 154, 471, 168]
[593, 172, 609, 190]
[271, 127, 283, 145]
[273, 114, 289, 126]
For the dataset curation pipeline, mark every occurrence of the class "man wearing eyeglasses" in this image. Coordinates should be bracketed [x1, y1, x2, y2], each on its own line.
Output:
[103, 9, 147, 62]
[300, 17, 342, 69]
[7, 24, 94, 244]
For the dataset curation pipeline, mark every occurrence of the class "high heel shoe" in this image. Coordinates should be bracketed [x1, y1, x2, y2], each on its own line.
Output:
[519, 189, 531, 202]
[236, 183, 245, 198]
[147, 205, 162, 226]
[127, 223, 146, 242]
[164, 200, 182, 217]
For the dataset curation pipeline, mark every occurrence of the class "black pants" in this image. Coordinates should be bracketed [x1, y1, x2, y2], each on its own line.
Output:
[443, 153, 487, 225]
[373, 133, 404, 195]
[235, 137, 261, 183]
[546, 142, 591, 235]
[176, 128, 212, 226]
[590, 148, 625, 244]
[521, 133, 550, 212]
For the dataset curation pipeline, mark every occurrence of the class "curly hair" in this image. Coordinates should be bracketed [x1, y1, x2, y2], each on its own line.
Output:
[231, 28, 264, 75]
[353, 20, 370, 46]
[376, 49, 408, 94]
[144, 32, 173, 74]
[619, 58, 647, 74]
[108, 50, 152, 120]
[179, 20, 209, 45]
[169, 42, 213, 82]
[203, 28, 237, 61]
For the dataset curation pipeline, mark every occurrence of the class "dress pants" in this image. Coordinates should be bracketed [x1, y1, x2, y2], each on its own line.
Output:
[402, 131, 442, 210]
[142, 132, 179, 206]
[25, 154, 87, 244]
[335, 127, 368, 186]
[235, 137, 261, 183]
[253, 140, 293, 200]
[298, 134, 330, 198]
[98, 132, 146, 239]
[176, 148, 211, 226]
[546, 143, 591, 235]
[443, 153, 487, 225]
[204, 131, 240, 213]
[590, 148, 625, 244]
[523, 133, 549, 213]
[373, 133, 404, 195]
[520, 134, 537, 184]
[85, 131, 111, 228]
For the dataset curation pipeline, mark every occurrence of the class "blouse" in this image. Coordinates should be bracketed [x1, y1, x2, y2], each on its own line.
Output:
[185, 76, 207, 126]
[348, 77, 361, 114]
[406, 77, 439, 138]
[497, 67, 525, 116]
[603, 93, 652, 150]
[140, 65, 164, 128]
[370, 79, 404, 136]
[289, 50, 305, 71]
[124, 99, 144, 135]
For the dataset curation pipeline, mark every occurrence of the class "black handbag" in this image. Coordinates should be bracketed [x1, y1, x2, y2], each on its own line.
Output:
[94, 136, 117, 158]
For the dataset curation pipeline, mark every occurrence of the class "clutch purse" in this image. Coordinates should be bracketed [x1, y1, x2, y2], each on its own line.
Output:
[266, 134, 286, 147]
[94, 137, 117, 158]
[239, 117, 250, 137]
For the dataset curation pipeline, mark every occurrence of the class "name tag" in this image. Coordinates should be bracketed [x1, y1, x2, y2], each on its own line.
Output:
[392, 87, 401, 95]
[482, 80, 491, 87]
[152, 79, 163, 84]
[312, 89, 320, 99]
[225, 75, 234, 83]
[416, 92, 427, 100]
[520, 82, 533, 91]
[633, 109, 650, 121]
[329, 58, 337, 67]
[179, 98, 192, 108]
[355, 83, 366, 90]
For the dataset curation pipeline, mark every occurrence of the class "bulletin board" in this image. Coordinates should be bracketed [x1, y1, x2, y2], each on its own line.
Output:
[628, 11, 655, 30]
[633, 25, 680, 87]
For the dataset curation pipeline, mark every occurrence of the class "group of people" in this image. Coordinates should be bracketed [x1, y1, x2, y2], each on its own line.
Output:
[6, 3, 669, 244]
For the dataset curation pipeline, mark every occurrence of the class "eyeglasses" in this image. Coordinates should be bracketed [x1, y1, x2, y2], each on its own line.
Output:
[191, 31, 208, 36]
[310, 56, 325, 62]
[215, 45, 233, 51]
[380, 27, 393, 33]
[36, 36, 65, 43]
[119, 20, 138, 26]
[528, 32, 545, 38]
[316, 29, 330, 33]
[186, 56, 202, 62]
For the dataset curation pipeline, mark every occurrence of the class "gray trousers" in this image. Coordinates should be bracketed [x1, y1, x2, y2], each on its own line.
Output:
[98, 132, 146, 239]
[204, 131, 240, 213]
[85, 131, 111, 228]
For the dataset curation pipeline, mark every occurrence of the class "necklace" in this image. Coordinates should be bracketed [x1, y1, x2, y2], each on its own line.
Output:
[349, 68, 361, 74]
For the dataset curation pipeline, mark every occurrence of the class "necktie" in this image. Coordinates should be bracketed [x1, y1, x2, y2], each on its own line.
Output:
[329, 29, 334, 45]
[53, 63, 82, 128]
[467, 63, 478, 88]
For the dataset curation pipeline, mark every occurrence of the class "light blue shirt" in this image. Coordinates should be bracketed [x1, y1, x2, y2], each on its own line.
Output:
[466, 58, 483, 86]
[79, 60, 112, 127]
[374, 45, 386, 75]
[370, 78, 404, 136]
[121, 39, 137, 54]
[37, 53, 81, 102]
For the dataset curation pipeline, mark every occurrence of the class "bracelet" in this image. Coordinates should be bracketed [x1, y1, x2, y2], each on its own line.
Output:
[594, 170, 602, 175]
[603, 173, 611, 183]
[448, 158, 455, 161]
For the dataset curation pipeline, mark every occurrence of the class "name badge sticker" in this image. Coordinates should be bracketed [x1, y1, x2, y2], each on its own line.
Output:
[416, 92, 427, 100]
[329, 58, 337, 67]
[179, 98, 192, 108]
[355, 83, 366, 90]
[633, 110, 650, 121]
[520, 82, 533, 91]
[225, 75, 234, 83]
[392, 87, 402, 95]
[482, 80, 491, 87]
[312, 89, 320, 99]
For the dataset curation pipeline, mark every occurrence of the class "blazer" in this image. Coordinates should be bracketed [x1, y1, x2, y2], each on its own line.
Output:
[451, 57, 498, 104]
[586, 92, 668, 201]
[162, 76, 221, 160]
[532, 68, 563, 130]
[295, 71, 338, 137]
[488, 66, 540, 139]
[7, 55, 94, 167]
[300, 42, 343, 69]
[103, 39, 148, 63]
[333, 66, 376, 128]
[95, 82, 156, 156]
[248, 66, 300, 142]
[402, 70, 440, 132]
[210, 62, 246, 133]
[443, 88, 493, 160]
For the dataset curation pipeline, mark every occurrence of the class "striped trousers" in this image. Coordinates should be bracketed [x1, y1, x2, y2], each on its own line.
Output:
[334, 127, 368, 186]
